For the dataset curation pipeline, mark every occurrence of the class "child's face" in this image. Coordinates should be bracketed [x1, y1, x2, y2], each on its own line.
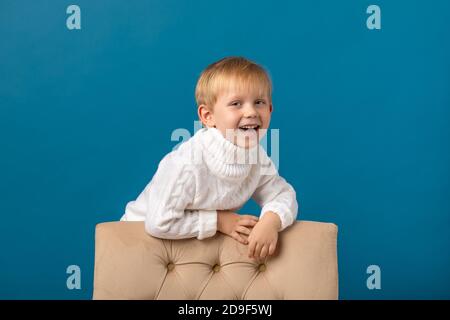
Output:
[200, 86, 273, 149]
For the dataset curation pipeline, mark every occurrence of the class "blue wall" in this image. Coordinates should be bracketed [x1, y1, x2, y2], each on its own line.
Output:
[0, 0, 449, 299]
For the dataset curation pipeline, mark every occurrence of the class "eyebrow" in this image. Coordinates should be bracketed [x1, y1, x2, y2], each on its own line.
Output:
[227, 95, 267, 101]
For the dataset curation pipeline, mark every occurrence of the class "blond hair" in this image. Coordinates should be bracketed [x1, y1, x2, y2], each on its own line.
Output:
[195, 56, 272, 109]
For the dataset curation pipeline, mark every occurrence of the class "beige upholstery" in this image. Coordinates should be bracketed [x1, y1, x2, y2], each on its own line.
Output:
[93, 220, 338, 300]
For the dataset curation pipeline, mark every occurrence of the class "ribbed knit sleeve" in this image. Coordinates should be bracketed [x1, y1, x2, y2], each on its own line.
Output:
[251, 165, 299, 231]
[140, 154, 217, 240]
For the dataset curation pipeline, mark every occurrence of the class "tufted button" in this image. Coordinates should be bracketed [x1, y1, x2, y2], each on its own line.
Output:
[258, 264, 266, 272]
[167, 263, 175, 271]
[213, 264, 221, 272]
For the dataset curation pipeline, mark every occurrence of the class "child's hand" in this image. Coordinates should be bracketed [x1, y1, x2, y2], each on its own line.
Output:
[247, 211, 281, 260]
[217, 210, 258, 245]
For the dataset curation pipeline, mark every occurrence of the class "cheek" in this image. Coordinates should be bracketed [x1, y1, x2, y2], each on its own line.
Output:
[223, 112, 240, 127]
[214, 114, 236, 130]
[260, 109, 271, 123]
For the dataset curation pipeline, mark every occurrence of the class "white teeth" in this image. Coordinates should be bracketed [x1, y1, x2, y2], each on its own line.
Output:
[239, 125, 259, 129]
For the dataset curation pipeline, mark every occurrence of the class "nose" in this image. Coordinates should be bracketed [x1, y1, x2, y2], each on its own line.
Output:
[242, 103, 258, 118]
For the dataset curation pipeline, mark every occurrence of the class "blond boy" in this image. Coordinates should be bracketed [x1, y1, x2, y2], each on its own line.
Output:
[121, 57, 298, 259]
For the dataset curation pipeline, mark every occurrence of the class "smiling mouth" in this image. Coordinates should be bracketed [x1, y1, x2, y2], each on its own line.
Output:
[238, 125, 260, 131]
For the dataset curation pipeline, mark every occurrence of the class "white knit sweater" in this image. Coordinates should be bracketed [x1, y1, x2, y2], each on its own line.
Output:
[120, 127, 299, 240]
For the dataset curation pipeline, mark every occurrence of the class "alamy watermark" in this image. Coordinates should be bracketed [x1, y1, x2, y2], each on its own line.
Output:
[366, 265, 381, 290]
[366, 5, 381, 30]
[66, 5, 380, 31]
[66, 5, 81, 30]
[66, 265, 81, 290]
[171, 121, 279, 176]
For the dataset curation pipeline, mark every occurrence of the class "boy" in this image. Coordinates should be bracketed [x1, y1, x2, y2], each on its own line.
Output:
[121, 56, 298, 260]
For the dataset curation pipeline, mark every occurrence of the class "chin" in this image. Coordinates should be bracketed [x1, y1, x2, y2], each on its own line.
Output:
[221, 127, 265, 149]
[235, 133, 260, 149]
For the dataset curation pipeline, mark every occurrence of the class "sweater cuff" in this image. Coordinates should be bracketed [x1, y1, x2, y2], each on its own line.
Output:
[260, 203, 294, 231]
[197, 209, 218, 240]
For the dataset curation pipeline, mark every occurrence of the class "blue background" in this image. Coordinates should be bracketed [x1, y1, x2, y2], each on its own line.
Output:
[1, 0, 449, 299]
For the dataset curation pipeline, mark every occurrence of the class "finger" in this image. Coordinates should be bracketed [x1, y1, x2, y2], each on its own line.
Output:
[268, 243, 276, 256]
[248, 240, 256, 258]
[239, 233, 249, 241]
[253, 243, 262, 259]
[231, 231, 248, 245]
[240, 215, 258, 223]
[260, 245, 268, 259]
[239, 218, 258, 227]
[242, 215, 259, 221]
[236, 226, 252, 235]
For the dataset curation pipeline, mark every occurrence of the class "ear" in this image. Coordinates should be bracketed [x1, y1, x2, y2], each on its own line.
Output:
[270, 103, 273, 113]
[198, 104, 215, 128]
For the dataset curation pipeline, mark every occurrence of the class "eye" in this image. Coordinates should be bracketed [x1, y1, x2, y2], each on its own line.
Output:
[255, 100, 266, 105]
[230, 101, 241, 107]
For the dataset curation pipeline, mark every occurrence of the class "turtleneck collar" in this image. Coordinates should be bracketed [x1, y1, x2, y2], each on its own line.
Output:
[196, 127, 263, 180]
